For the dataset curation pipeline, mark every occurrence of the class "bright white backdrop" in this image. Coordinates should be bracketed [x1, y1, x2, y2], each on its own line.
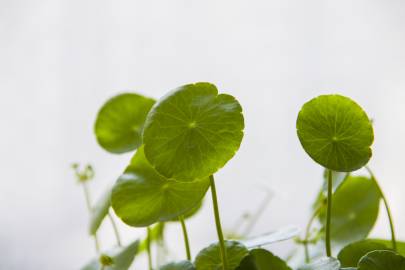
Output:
[1, 0, 405, 269]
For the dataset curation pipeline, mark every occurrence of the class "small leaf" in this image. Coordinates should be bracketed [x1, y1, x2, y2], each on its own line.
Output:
[89, 186, 112, 235]
[236, 248, 292, 270]
[319, 176, 380, 245]
[298, 257, 340, 270]
[159, 260, 195, 270]
[338, 240, 389, 268]
[143, 82, 244, 181]
[241, 226, 300, 248]
[194, 240, 249, 270]
[81, 240, 139, 270]
[296, 94, 374, 172]
[94, 93, 155, 154]
[358, 250, 405, 270]
[111, 146, 210, 227]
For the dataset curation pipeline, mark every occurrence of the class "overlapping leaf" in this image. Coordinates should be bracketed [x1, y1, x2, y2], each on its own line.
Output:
[236, 248, 292, 270]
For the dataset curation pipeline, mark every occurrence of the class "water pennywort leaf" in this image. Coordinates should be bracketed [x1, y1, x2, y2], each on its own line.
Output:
[298, 257, 340, 270]
[89, 186, 112, 235]
[94, 93, 155, 154]
[296, 95, 374, 172]
[236, 248, 292, 270]
[358, 250, 405, 270]
[111, 146, 210, 227]
[142, 82, 244, 181]
[159, 260, 195, 270]
[338, 240, 389, 268]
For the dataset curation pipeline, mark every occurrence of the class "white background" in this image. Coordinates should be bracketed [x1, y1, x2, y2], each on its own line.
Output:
[1, 0, 405, 269]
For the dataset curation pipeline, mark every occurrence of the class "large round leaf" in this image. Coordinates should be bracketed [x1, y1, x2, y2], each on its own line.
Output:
[296, 95, 374, 172]
[159, 260, 195, 270]
[236, 248, 292, 270]
[111, 146, 210, 227]
[298, 257, 340, 270]
[358, 250, 405, 270]
[319, 176, 380, 245]
[194, 240, 249, 270]
[143, 82, 244, 181]
[338, 240, 389, 268]
[95, 93, 155, 154]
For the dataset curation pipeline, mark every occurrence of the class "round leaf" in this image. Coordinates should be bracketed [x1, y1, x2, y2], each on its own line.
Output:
[194, 240, 249, 270]
[298, 257, 340, 270]
[319, 176, 380, 245]
[159, 261, 195, 270]
[95, 93, 155, 154]
[237, 248, 292, 270]
[143, 82, 244, 181]
[296, 95, 374, 172]
[358, 250, 405, 270]
[370, 239, 405, 257]
[111, 146, 210, 227]
[338, 240, 388, 268]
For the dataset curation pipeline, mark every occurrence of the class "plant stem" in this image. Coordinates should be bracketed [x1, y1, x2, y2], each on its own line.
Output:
[82, 182, 101, 253]
[209, 175, 228, 270]
[325, 169, 333, 257]
[147, 227, 153, 270]
[303, 203, 323, 263]
[179, 215, 192, 260]
[108, 212, 122, 247]
[365, 166, 397, 251]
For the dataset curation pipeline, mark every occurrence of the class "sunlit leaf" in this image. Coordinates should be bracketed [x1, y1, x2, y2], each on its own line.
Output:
[143, 82, 244, 181]
[95, 93, 155, 153]
[170, 200, 204, 222]
[338, 240, 389, 268]
[358, 250, 405, 270]
[298, 257, 340, 270]
[296, 95, 374, 172]
[81, 240, 139, 270]
[241, 226, 300, 248]
[236, 248, 292, 270]
[89, 186, 112, 235]
[194, 240, 249, 270]
[111, 146, 210, 227]
[159, 260, 195, 270]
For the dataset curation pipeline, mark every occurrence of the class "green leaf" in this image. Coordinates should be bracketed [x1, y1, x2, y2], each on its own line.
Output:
[338, 240, 389, 268]
[358, 250, 405, 270]
[296, 95, 374, 172]
[139, 222, 165, 252]
[236, 248, 292, 270]
[95, 93, 155, 154]
[170, 200, 204, 222]
[81, 240, 139, 270]
[242, 226, 300, 248]
[159, 260, 195, 270]
[319, 176, 380, 245]
[370, 239, 405, 256]
[111, 146, 210, 227]
[143, 82, 244, 181]
[298, 257, 340, 270]
[89, 186, 112, 235]
[194, 240, 249, 270]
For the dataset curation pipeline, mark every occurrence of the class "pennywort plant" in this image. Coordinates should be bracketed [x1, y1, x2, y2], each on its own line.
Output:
[74, 84, 404, 270]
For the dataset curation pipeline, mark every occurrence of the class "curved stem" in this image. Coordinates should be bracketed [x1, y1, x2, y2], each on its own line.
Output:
[179, 215, 192, 260]
[210, 175, 228, 270]
[147, 227, 153, 270]
[365, 166, 397, 251]
[325, 169, 333, 257]
[82, 182, 101, 253]
[108, 212, 122, 247]
[303, 203, 324, 263]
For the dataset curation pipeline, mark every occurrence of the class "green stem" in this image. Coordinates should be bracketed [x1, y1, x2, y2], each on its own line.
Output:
[325, 169, 333, 257]
[303, 203, 324, 263]
[210, 175, 228, 270]
[179, 215, 192, 260]
[147, 227, 153, 270]
[108, 212, 122, 247]
[365, 166, 397, 251]
[82, 182, 101, 253]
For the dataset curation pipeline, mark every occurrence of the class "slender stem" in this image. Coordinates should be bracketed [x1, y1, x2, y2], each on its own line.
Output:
[210, 175, 228, 270]
[241, 191, 272, 236]
[108, 212, 122, 247]
[147, 227, 153, 270]
[82, 182, 101, 253]
[365, 166, 397, 251]
[179, 215, 192, 260]
[303, 203, 324, 263]
[325, 169, 333, 257]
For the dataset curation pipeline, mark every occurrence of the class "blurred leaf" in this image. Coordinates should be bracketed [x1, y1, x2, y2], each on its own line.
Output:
[94, 93, 155, 154]
[313, 170, 349, 210]
[143, 82, 244, 181]
[370, 239, 405, 256]
[111, 146, 210, 227]
[159, 260, 195, 270]
[296, 94, 374, 172]
[236, 248, 292, 270]
[298, 257, 340, 270]
[194, 240, 249, 270]
[358, 250, 405, 270]
[241, 226, 300, 248]
[338, 240, 389, 268]
[89, 186, 112, 235]
[139, 222, 165, 252]
[81, 240, 139, 270]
